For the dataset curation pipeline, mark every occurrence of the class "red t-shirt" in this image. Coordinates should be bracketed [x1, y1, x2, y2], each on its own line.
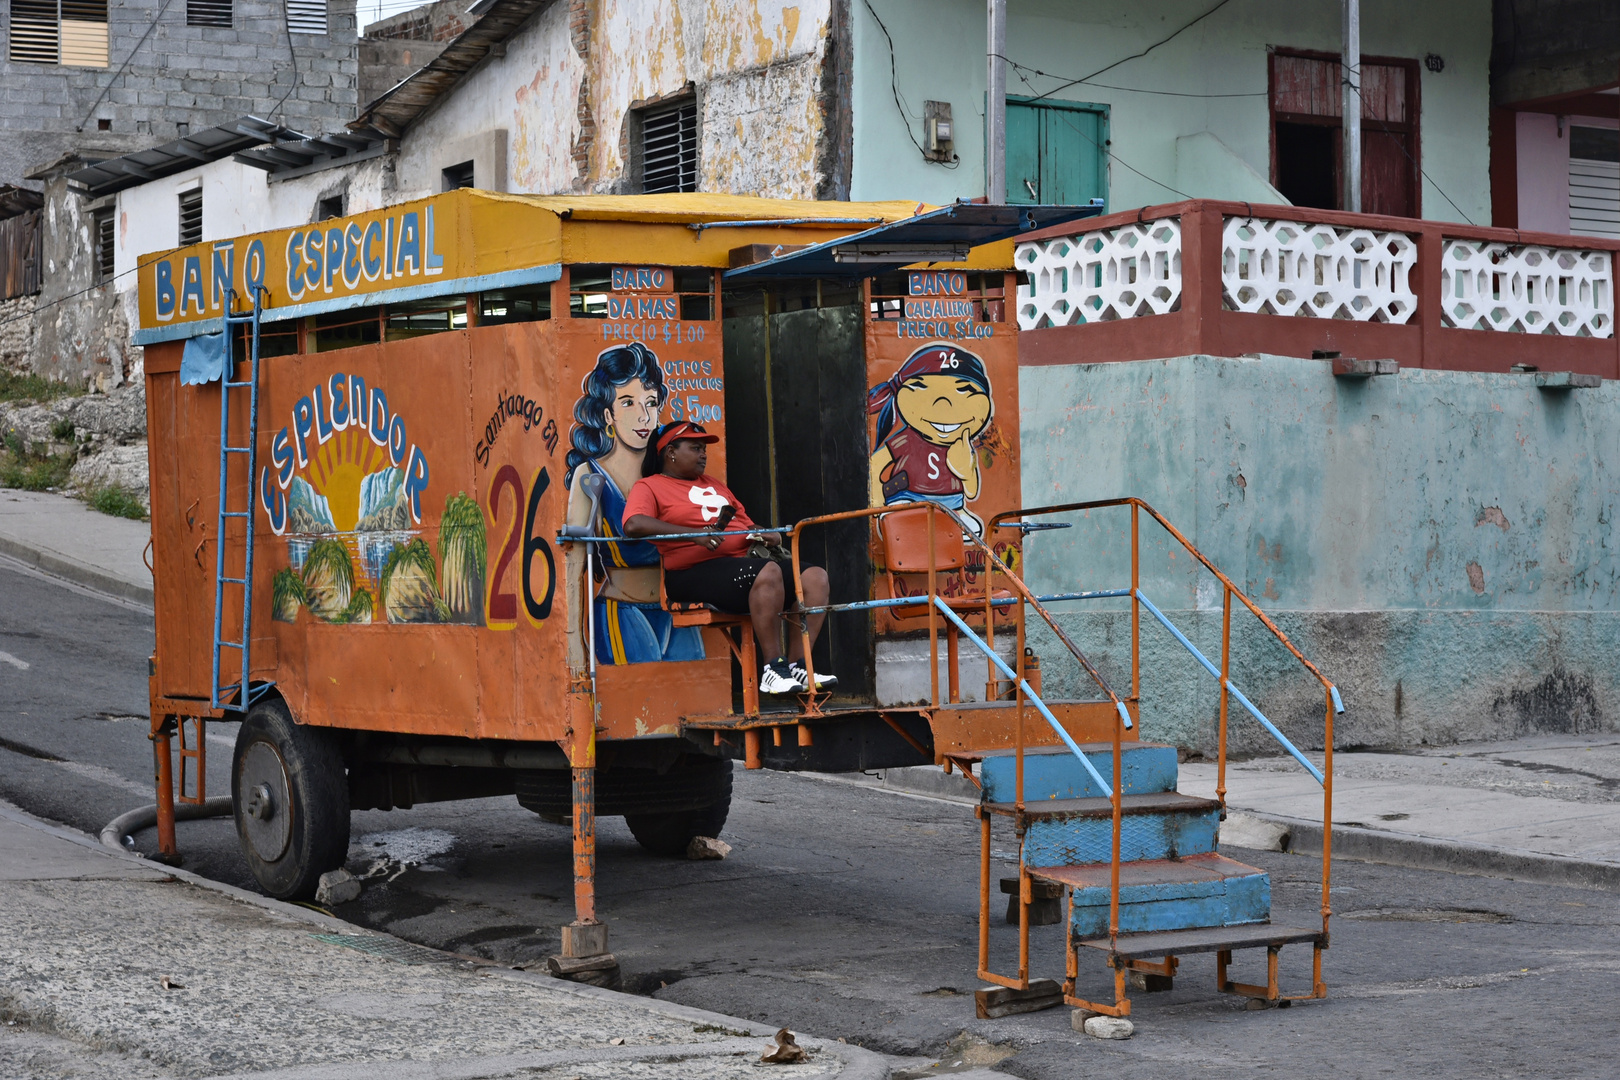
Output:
[623, 473, 757, 571]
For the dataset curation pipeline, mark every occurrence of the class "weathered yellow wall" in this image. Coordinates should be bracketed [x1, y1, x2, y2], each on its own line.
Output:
[402, 0, 836, 200]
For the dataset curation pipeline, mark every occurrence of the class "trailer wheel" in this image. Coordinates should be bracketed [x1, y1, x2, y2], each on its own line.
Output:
[625, 795, 732, 858]
[232, 698, 350, 900]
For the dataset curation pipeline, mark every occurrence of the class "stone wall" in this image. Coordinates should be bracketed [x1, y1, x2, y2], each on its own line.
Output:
[1018, 354, 1620, 751]
[0, 294, 35, 373]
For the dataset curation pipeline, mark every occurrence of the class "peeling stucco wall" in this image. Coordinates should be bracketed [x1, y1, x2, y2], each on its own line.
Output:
[32, 175, 136, 391]
[398, 0, 843, 200]
[1019, 355, 1620, 750]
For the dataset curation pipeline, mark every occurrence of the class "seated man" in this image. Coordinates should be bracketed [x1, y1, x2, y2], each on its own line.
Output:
[622, 421, 837, 695]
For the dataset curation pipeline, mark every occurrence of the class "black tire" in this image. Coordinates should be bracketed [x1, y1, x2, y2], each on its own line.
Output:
[231, 697, 350, 900]
[625, 796, 732, 857]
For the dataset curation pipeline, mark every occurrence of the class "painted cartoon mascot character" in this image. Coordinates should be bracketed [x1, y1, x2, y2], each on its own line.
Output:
[564, 342, 703, 665]
[867, 342, 994, 534]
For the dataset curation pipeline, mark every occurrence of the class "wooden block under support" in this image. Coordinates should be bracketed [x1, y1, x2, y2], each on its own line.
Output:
[999, 876, 1063, 926]
[975, 978, 1065, 1019]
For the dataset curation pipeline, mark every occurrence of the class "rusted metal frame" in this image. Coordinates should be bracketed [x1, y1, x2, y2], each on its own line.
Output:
[878, 712, 931, 759]
[943, 507, 1128, 720]
[976, 807, 996, 983]
[571, 738, 597, 925]
[928, 599, 1113, 796]
[150, 714, 179, 862]
[1014, 592, 1025, 810]
[176, 717, 206, 805]
[947, 623, 960, 703]
[1218, 586, 1231, 813]
[989, 498, 1338, 696]
[1131, 503, 1140, 702]
[1322, 685, 1334, 948]
[1216, 943, 1327, 1002]
[927, 506, 939, 709]
[941, 754, 983, 788]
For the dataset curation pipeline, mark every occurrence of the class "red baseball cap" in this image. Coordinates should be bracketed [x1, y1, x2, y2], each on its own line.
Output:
[655, 421, 720, 453]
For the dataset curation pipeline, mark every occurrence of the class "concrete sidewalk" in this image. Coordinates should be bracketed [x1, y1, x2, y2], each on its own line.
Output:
[0, 799, 889, 1080]
[0, 487, 152, 605]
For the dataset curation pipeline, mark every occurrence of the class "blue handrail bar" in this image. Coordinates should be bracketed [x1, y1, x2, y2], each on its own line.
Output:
[1132, 588, 1325, 786]
[930, 595, 1129, 799]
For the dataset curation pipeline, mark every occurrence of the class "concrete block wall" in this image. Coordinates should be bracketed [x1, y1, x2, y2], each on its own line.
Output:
[1018, 354, 1620, 751]
[0, 0, 360, 186]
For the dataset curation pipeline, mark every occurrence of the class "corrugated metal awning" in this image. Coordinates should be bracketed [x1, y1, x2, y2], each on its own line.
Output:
[65, 117, 310, 197]
[722, 201, 1105, 281]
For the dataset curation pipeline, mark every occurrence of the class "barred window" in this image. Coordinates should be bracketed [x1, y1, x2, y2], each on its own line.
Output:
[94, 209, 114, 283]
[187, 0, 231, 27]
[9, 0, 108, 66]
[287, 0, 326, 35]
[178, 189, 203, 247]
[641, 100, 698, 194]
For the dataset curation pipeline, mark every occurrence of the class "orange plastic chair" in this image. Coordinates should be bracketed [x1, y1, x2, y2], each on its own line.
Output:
[878, 504, 1011, 703]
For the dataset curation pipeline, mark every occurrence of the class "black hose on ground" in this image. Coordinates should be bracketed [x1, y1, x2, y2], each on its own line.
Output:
[100, 797, 233, 853]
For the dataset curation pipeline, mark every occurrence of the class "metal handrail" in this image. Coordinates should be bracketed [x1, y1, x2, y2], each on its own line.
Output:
[784, 501, 1135, 977]
[989, 497, 1340, 966]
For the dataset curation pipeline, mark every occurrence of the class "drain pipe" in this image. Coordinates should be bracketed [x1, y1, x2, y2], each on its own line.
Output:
[101, 797, 233, 854]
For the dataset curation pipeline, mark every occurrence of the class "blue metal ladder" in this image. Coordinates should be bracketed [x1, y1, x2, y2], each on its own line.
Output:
[210, 287, 270, 712]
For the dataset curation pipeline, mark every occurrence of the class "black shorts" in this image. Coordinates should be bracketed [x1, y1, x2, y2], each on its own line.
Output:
[665, 557, 815, 615]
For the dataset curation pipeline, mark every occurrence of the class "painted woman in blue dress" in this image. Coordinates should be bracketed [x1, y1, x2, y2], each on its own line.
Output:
[564, 342, 704, 665]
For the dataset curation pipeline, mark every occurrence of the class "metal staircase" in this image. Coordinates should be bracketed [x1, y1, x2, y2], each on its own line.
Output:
[929, 498, 1344, 1017]
[210, 287, 269, 712]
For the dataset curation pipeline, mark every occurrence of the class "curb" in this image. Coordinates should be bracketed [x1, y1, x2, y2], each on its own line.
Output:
[1242, 809, 1620, 892]
[0, 797, 892, 1079]
[0, 532, 154, 606]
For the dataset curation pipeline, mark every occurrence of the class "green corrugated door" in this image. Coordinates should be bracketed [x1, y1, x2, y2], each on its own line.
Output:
[1005, 96, 1108, 208]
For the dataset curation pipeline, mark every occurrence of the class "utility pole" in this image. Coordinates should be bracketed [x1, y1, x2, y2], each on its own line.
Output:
[986, 0, 1007, 203]
[1342, 0, 1362, 212]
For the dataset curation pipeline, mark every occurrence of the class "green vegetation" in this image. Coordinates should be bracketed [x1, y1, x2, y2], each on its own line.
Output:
[380, 537, 444, 623]
[301, 538, 356, 622]
[438, 492, 487, 624]
[0, 432, 73, 491]
[332, 588, 374, 625]
[50, 418, 75, 441]
[85, 484, 148, 521]
[272, 567, 306, 622]
[0, 370, 81, 404]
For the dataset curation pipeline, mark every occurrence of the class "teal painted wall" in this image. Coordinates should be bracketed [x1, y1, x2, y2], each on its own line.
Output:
[851, 0, 1491, 224]
[1018, 356, 1619, 752]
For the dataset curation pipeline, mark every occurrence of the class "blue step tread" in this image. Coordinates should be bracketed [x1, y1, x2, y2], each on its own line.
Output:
[1029, 853, 1271, 939]
[988, 793, 1221, 866]
[1075, 924, 1325, 960]
[975, 742, 1180, 803]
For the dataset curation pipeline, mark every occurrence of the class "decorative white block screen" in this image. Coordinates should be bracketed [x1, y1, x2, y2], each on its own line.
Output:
[1440, 240, 1614, 337]
[1015, 219, 1182, 330]
[1221, 218, 1418, 323]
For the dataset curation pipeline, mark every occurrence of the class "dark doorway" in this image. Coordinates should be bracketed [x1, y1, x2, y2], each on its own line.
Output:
[1274, 122, 1337, 209]
[722, 282, 875, 702]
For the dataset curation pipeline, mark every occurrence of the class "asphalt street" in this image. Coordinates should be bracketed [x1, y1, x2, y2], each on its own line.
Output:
[3, 556, 1619, 1079]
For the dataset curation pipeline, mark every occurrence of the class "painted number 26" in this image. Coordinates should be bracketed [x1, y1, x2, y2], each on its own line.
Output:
[487, 464, 556, 628]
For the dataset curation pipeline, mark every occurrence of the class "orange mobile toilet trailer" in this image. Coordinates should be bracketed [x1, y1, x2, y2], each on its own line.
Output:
[136, 190, 1106, 970]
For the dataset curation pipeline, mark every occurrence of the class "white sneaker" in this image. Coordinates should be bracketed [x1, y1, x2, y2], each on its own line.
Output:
[789, 661, 837, 690]
[760, 660, 802, 695]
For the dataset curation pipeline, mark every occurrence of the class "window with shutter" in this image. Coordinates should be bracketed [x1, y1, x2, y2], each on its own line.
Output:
[95, 209, 114, 283]
[1269, 49, 1420, 217]
[187, 0, 231, 27]
[287, 0, 326, 35]
[641, 100, 698, 194]
[179, 189, 203, 247]
[10, 0, 106, 66]
[1568, 126, 1619, 240]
